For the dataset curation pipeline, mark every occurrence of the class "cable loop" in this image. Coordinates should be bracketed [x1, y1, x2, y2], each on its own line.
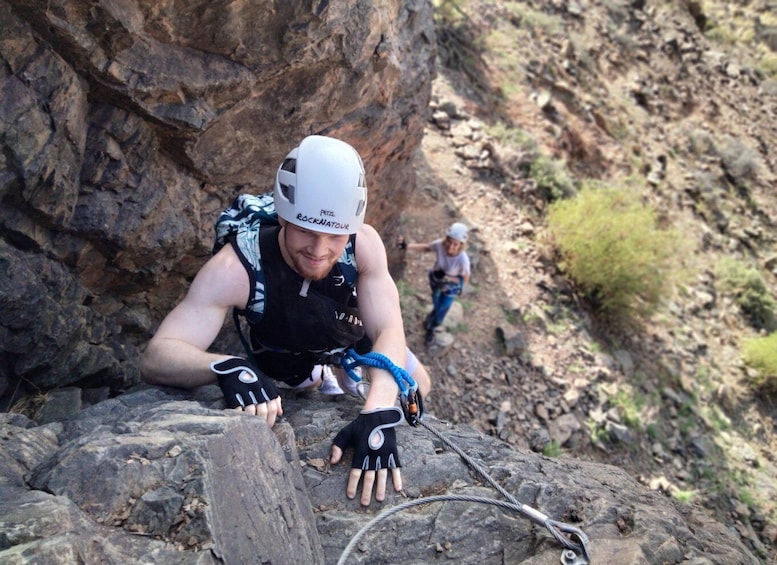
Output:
[420, 419, 590, 562]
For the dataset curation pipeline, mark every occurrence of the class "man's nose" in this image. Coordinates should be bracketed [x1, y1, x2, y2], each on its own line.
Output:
[309, 235, 329, 255]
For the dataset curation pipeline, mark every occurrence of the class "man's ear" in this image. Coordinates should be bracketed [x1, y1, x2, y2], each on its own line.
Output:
[277, 217, 288, 228]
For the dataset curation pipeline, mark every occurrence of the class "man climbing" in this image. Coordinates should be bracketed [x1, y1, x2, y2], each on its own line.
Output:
[398, 222, 472, 345]
[141, 135, 431, 506]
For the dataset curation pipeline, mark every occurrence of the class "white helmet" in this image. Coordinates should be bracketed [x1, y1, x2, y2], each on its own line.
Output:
[274, 135, 367, 235]
[447, 222, 468, 242]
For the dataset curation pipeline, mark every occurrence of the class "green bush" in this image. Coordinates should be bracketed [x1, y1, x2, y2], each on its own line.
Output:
[547, 183, 677, 318]
[757, 53, 777, 78]
[742, 333, 777, 389]
[716, 257, 776, 331]
[719, 135, 761, 186]
[530, 155, 576, 202]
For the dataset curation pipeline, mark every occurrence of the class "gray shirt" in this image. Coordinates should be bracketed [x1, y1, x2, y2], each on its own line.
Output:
[430, 239, 471, 278]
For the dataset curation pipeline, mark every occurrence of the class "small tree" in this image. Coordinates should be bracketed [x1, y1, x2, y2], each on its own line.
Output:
[547, 183, 678, 319]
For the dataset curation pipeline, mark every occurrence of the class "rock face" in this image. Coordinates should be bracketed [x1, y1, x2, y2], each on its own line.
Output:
[0, 0, 435, 405]
[0, 387, 761, 564]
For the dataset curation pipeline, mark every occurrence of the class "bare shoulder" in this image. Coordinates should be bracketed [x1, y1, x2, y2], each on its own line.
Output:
[355, 224, 388, 274]
[188, 244, 250, 309]
[357, 223, 381, 243]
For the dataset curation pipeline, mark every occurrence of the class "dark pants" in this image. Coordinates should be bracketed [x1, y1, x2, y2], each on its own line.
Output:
[427, 270, 461, 328]
[430, 290, 456, 327]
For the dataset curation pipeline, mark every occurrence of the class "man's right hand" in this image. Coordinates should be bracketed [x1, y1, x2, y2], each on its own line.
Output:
[210, 357, 283, 426]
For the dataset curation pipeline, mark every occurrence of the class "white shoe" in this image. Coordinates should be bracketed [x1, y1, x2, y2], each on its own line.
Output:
[336, 367, 369, 400]
[319, 365, 345, 395]
[291, 365, 324, 391]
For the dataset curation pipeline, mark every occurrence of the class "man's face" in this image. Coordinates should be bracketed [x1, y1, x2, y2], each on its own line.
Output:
[279, 221, 350, 281]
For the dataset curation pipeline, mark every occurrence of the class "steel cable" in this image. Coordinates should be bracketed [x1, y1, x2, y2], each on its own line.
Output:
[335, 417, 591, 564]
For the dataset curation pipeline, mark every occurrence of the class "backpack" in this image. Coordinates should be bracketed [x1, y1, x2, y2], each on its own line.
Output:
[213, 193, 279, 255]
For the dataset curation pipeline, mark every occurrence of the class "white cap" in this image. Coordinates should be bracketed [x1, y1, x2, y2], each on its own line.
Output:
[447, 222, 468, 242]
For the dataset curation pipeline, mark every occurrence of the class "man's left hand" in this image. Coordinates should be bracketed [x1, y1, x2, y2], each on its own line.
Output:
[329, 407, 403, 506]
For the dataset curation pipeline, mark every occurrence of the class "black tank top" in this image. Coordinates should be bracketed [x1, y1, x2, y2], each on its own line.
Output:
[229, 225, 366, 381]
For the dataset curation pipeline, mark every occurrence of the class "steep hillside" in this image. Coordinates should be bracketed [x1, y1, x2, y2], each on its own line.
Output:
[393, 1, 777, 561]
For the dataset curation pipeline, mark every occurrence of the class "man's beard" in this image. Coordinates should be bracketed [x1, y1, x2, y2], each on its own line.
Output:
[282, 229, 338, 281]
[290, 253, 337, 281]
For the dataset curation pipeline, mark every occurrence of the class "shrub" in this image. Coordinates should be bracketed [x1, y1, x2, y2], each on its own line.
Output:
[529, 155, 576, 202]
[757, 53, 777, 78]
[686, 128, 717, 157]
[716, 257, 776, 331]
[546, 183, 677, 318]
[543, 440, 561, 458]
[742, 333, 777, 390]
[719, 135, 761, 186]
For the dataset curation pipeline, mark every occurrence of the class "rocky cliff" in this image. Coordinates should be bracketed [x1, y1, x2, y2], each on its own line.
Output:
[0, 0, 435, 403]
[394, 0, 777, 561]
[0, 387, 761, 564]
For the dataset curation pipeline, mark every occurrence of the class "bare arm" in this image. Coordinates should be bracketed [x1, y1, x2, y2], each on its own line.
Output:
[354, 224, 410, 409]
[396, 233, 431, 254]
[405, 241, 432, 252]
[140, 245, 250, 388]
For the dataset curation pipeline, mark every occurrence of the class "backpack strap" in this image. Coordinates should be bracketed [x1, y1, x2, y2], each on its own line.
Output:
[232, 308, 260, 366]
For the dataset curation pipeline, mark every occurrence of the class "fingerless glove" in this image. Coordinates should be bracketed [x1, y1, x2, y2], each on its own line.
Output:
[210, 357, 280, 409]
[332, 407, 403, 471]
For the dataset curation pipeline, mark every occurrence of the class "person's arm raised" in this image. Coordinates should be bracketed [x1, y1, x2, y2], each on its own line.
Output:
[396, 234, 432, 253]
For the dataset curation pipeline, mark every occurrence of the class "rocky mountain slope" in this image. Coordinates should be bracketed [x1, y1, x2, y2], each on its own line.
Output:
[391, 0, 777, 561]
[3, 0, 777, 561]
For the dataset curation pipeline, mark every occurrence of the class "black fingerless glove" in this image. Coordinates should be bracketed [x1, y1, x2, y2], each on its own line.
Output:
[332, 407, 403, 471]
[210, 357, 280, 409]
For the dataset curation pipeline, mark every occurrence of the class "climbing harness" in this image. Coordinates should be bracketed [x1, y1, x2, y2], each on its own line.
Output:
[429, 269, 464, 296]
[323, 348, 424, 427]
[332, 351, 591, 565]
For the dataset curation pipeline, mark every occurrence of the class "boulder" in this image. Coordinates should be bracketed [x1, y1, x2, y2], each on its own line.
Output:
[0, 387, 760, 564]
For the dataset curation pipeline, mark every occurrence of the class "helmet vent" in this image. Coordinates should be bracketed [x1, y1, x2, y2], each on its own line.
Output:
[281, 158, 296, 173]
[280, 183, 295, 204]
